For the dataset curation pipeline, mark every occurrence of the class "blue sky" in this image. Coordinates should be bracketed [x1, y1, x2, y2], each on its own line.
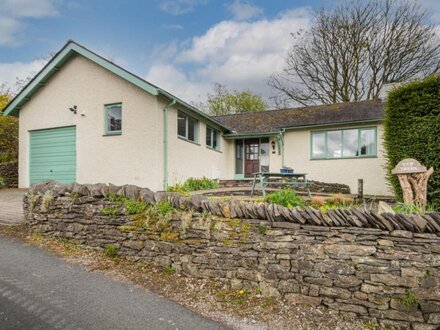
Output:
[1, 0, 439, 104]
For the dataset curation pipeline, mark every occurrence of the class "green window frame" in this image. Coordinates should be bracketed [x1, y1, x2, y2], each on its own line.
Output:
[311, 127, 377, 160]
[104, 103, 122, 135]
[206, 126, 220, 151]
[177, 111, 199, 143]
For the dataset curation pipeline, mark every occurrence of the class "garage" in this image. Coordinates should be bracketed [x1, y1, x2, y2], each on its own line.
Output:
[29, 126, 76, 185]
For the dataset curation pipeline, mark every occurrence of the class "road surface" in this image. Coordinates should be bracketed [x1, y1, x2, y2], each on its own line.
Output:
[0, 234, 227, 330]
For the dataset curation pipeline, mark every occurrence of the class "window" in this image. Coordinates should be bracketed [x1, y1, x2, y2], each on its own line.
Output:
[311, 127, 376, 159]
[206, 126, 220, 150]
[105, 104, 122, 135]
[177, 111, 198, 142]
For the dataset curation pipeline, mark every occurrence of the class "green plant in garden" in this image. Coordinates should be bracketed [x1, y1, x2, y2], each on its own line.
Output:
[0, 176, 5, 188]
[124, 199, 146, 215]
[167, 177, 219, 193]
[156, 200, 174, 215]
[384, 76, 440, 210]
[266, 189, 305, 208]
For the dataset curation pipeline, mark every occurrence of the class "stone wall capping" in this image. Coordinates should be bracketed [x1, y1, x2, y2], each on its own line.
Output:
[24, 181, 440, 328]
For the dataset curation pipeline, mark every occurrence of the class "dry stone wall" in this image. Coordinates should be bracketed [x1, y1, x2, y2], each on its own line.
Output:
[24, 182, 440, 328]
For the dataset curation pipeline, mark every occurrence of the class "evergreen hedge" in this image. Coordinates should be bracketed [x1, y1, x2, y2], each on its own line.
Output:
[384, 76, 440, 209]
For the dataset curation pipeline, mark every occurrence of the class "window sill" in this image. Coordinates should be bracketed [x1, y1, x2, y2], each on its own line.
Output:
[178, 135, 200, 146]
[310, 155, 378, 160]
[206, 146, 222, 153]
[103, 131, 122, 136]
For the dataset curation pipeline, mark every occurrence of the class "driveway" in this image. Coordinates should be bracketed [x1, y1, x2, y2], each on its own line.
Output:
[0, 189, 26, 225]
[0, 235, 227, 330]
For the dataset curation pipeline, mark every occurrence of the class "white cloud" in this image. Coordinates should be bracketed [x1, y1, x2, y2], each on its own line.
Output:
[0, 59, 46, 92]
[145, 8, 312, 104]
[158, 0, 208, 16]
[0, 0, 60, 46]
[227, 0, 263, 21]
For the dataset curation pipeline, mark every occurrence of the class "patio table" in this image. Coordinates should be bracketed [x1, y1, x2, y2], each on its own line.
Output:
[250, 172, 311, 198]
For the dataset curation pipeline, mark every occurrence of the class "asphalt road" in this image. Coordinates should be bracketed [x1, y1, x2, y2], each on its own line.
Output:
[0, 234, 228, 330]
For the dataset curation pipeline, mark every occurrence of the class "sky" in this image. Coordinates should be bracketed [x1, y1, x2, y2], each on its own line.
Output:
[1, 0, 440, 105]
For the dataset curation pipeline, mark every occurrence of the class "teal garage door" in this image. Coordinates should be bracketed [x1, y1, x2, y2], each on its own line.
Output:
[29, 126, 76, 184]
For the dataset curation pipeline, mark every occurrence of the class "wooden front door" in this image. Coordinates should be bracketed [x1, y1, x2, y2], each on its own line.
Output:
[245, 139, 260, 177]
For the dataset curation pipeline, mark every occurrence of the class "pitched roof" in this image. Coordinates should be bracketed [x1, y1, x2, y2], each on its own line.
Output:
[3, 40, 230, 131]
[214, 100, 385, 135]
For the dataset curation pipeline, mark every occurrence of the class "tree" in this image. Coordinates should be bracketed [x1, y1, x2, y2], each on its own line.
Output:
[0, 87, 18, 162]
[206, 83, 267, 116]
[269, 0, 440, 106]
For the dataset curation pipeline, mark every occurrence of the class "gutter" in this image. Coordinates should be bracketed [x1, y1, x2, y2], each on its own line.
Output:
[163, 99, 176, 190]
[278, 129, 285, 167]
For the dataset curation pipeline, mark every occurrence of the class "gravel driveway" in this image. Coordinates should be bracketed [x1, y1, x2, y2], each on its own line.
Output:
[0, 189, 27, 224]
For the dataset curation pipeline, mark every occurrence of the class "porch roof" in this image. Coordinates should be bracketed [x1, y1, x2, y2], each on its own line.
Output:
[214, 99, 385, 135]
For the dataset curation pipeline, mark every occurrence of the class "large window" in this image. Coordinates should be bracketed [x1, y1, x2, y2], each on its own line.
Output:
[178, 111, 198, 142]
[311, 127, 376, 159]
[206, 126, 220, 150]
[105, 104, 122, 135]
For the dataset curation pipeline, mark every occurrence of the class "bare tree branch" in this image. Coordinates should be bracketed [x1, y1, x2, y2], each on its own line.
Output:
[269, 0, 440, 107]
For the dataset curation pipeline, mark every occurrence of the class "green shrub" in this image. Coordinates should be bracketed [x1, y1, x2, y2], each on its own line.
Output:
[267, 189, 305, 208]
[105, 193, 146, 215]
[384, 76, 440, 210]
[0, 176, 5, 188]
[104, 244, 119, 257]
[124, 199, 146, 215]
[156, 200, 174, 215]
[167, 177, 219, 193]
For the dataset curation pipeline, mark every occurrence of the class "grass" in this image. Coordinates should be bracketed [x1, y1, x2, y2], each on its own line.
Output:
[104, 244, 119, 257]
[392, 202, 435, 215]
[100, 206, 120, 216]
[400, 289, 420, 307]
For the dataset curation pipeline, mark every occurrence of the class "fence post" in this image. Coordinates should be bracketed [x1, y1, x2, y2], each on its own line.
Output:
[358, 179, 364, 200]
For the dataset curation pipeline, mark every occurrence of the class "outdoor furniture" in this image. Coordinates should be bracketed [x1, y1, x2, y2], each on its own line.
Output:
[250, 172, 311, 198]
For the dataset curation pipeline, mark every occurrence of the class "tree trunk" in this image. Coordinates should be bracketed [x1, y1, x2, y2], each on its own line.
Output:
[397, 174, 414, 204]
[408, 168, 434, 210]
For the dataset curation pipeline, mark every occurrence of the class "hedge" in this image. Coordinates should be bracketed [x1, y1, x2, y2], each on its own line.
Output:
[384, 76, 440, 210]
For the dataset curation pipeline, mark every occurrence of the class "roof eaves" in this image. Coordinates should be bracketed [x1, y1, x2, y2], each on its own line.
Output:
[157, 89, 233, 132]
[281, 118, 384, 131]
[3, 40, 160, 117]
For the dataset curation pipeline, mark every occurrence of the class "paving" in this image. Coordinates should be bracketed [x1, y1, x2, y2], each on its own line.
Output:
[0, 235, 228, 330]
[0, 189, 27, 225]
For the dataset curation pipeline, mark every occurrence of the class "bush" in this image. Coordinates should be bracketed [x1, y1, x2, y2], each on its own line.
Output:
[267, 189, 305, 208]
[167, 177, 219, 192]
[0, 176, 5, 188]
[384, 76, 440, 210]
[0, 93, 18, 163]
[156, 200, 174, 216]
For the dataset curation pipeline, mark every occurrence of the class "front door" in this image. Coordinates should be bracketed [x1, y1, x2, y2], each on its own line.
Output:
[245, 139, 260, 177]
